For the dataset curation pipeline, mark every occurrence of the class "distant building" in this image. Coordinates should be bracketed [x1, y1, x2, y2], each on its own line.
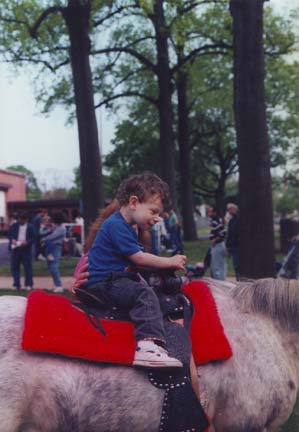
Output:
[0, 169, 26, 231]
[7, 199, 81, 225]
[0, 169, 83, 234]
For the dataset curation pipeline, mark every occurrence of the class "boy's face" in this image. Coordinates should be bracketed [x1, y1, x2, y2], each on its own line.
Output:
[130, 194, 163, 231]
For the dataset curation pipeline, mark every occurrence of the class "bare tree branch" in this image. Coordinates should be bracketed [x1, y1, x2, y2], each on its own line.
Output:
[0, 15, 28, 26]
[29, 6, 64, 39]
[265, 43, 296, 56]
[95, 91, 157, 109]
[193, 182, 217, 196]
[92, 47, 156, 73]
[92, 3, 139, 27]
[169, 1, 212, 29]
[111, 66, 150, 89]
[3, 50, 69, 72]
[30, 46, 69, 56]
[172, 44, 230, 74]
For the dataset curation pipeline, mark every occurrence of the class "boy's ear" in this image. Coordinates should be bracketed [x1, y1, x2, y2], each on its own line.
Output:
[128, 195, 139, 208]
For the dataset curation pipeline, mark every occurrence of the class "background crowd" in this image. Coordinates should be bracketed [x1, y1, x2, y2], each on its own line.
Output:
[7, 209, 84, 292]
[8, 200, 299, 290]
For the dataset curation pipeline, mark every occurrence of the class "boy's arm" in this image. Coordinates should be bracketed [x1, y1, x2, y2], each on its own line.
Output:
[129, 251, 186, 270]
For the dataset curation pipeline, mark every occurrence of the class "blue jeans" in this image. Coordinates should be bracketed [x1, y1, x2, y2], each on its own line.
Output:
[170, 225, 184, 254]
[45, 240, 55, 256]
[47, 244, 62, 287]
[11, 247, 33, 288]
[86, 275, 166, 343]
[210, 242, 227, 280]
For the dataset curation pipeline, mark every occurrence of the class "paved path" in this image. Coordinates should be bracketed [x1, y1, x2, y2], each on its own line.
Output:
[0, 276, 73, 291]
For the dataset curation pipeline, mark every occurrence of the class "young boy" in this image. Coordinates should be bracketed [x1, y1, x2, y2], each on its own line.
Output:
[85, 172, 186, 368]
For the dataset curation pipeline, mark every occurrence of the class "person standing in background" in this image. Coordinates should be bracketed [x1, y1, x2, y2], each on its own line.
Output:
[42, 212, 66, 293]
[32, 208, 47, 260]
[207, 205, 227, 280]
[226, 203, 240, 279]
[168, 207, 184, 255]
[150, 216, 168, 256]
[8, 212, 35, 290]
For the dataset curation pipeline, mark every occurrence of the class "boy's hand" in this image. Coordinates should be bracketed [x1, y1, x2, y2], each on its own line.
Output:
[169, 254, 187, 270]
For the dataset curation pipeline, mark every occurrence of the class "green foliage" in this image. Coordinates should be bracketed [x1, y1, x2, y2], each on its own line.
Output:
[100, 1, 298, 209]
[6, 164, 42, 199]
[264, 7, 299, 171]
[67, 166, 81, 199]
[272, 175, 299, 215]
[279, 396, 299, 431]
[68, 166, 115, 200]
[1, 0, 298, 216]
[104, 99, 160, 186]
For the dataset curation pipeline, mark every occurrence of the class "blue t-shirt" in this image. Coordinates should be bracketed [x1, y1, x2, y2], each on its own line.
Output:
[87, 211, 142, 285]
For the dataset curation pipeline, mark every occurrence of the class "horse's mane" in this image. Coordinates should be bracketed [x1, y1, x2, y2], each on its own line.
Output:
[232, 278, 299, 330]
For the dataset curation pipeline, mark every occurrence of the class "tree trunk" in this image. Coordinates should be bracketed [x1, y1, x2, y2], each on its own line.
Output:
[214, 175, 226, 217]
[64, 0, 103, 233]
[230, 0, 275, 278]
[177, 65, 197, 240]
[153, 0, 177, 207]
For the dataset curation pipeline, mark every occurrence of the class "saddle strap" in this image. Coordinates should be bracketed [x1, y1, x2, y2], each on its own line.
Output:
[73, 289, 108, 336]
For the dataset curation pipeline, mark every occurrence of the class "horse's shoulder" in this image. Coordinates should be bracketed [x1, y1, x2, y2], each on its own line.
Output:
[0, 295, 27, 304]
[0, 295, 27, 316]
[203, 278, 236, 302]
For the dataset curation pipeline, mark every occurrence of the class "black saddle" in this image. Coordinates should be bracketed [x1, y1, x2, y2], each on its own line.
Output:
[73, 284, 192, 334]
[73, 273, 209, 432]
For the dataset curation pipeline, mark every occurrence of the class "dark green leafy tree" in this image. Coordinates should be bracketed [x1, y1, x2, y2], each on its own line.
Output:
[68, 166, 117, 201]
[272, 170, 299, 215]
[6, 164, 42, 200]
[104, 99, 159, 185]
[94, 1, 231, 237]
[102, 2, 298, 219]
[0, 0, 126, 230]
[93, 0, 177, 204]
[67, 166, 81, 199]
[172, 2, 231, 229]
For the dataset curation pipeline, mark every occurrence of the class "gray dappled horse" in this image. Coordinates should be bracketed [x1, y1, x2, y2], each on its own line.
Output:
[0, 278, 298, 432]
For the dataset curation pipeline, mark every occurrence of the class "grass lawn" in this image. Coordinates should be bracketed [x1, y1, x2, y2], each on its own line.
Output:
[0, 256, 80, 277]
[279, 398, 299, 431]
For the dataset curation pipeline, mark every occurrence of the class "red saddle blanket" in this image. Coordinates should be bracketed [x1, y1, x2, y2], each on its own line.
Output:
[22, 280, 232, 365]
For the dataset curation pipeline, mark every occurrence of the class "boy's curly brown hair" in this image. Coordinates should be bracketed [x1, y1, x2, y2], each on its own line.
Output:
[116, 171, 170, 207]
[84, 172, 170, 252]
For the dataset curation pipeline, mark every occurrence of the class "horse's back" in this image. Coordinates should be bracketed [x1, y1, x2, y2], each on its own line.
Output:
[0, 295, 163, 432]
[0, 295, 27, 350]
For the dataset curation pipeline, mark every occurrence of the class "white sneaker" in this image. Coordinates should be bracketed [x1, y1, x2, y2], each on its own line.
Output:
[25, 286, 32, 291]
[47, 254, 55, 262]
[133, 340, 183, 368]
[53, 286, 64, 293]
[37, 254, 46, 261]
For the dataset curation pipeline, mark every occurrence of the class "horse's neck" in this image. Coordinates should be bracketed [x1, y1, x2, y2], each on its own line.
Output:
[277, 330, 299, 375]
[210, 282, 299, 379]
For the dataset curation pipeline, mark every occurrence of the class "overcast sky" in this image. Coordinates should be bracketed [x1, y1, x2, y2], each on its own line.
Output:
[0, 0, 298, 190]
